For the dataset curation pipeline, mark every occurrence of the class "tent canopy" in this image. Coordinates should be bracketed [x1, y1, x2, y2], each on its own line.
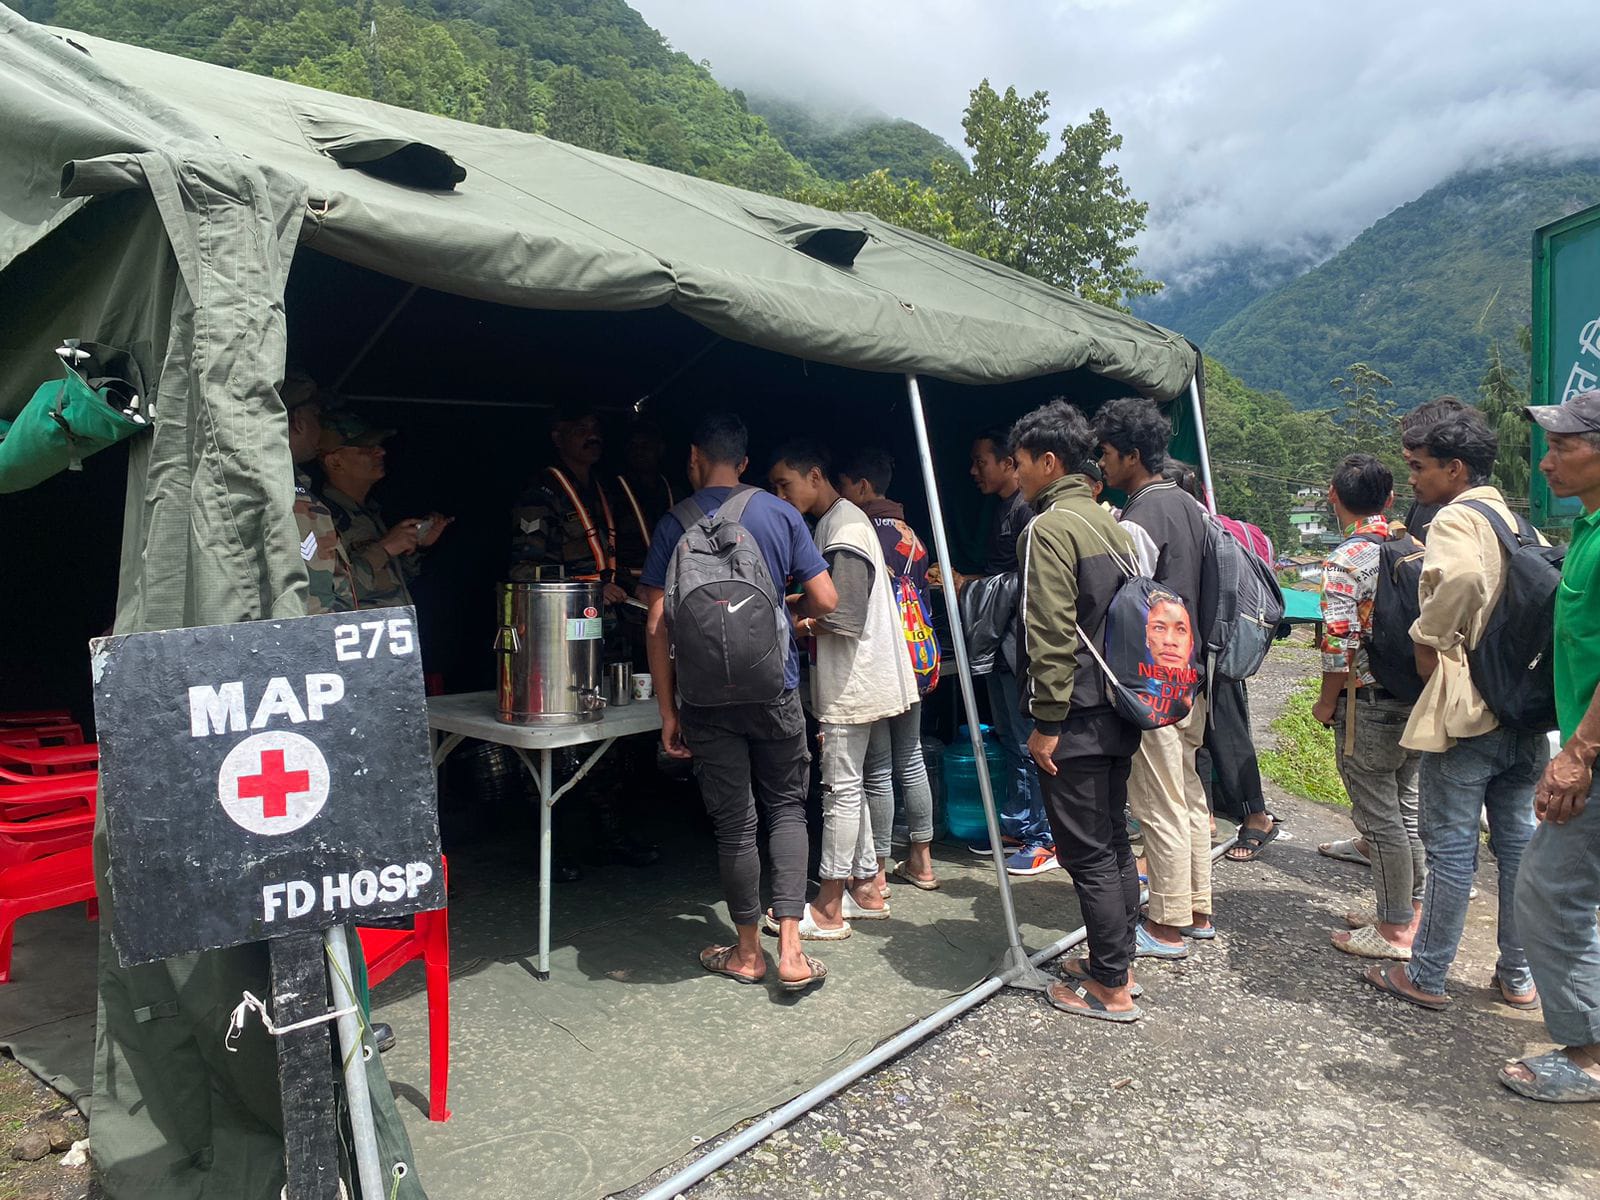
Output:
[0, 13, 1195, 424]
[0, 11, 1202, 1200]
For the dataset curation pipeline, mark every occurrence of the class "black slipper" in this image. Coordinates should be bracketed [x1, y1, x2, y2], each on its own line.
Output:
[1225, 823, 1279, 862]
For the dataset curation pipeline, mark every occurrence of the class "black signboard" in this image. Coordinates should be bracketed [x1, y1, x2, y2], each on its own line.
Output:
[91, 606, 444, 966]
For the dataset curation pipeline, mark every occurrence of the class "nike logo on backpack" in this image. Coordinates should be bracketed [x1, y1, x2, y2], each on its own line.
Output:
[726, 596, 754, 613]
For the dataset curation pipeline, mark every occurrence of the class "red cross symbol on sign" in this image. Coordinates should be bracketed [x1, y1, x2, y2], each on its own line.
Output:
[236, 748, 311, 820]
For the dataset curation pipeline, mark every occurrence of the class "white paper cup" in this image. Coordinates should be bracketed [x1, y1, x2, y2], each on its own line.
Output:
[632, 672, 654, 700]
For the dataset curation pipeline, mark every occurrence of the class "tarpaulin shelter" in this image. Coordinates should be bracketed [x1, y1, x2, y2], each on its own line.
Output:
[0, 9, 1206, 1197]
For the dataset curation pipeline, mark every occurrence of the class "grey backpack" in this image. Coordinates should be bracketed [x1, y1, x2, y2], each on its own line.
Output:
[664, 486, 787, 707]
[1201, 512, 1285, 683]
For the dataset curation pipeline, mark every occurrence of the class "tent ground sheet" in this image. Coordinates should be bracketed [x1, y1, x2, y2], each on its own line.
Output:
[2, 824, 1137, 1199]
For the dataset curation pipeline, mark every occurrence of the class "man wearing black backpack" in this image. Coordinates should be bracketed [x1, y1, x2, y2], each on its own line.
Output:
[1096, 397, 1214, 956]
[1311, 455, 1425, 963]
[639, 413, 839, 993]
[1365, 410, 1548, 1012]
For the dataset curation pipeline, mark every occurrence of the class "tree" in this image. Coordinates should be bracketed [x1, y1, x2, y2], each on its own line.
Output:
[1477, 339, 1530, 499]
[790, 170, 959, 244]
[1329, 362, 1403, 482]
[934, 83, 1159, 309]
[789, 80, 1160, 309]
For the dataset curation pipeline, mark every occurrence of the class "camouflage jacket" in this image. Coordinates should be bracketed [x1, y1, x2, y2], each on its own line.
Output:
[293, 470, 356, 614]
[509, 467, 618, 583]
[322, 484, 419, 609]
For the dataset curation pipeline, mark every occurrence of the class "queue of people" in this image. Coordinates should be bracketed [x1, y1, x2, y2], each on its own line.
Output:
[1308, 393, 1600, 1104]
[278, 371, 1600, 1099]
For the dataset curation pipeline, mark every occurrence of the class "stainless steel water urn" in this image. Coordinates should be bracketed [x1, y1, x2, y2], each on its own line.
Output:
[495, 574, 606, 724]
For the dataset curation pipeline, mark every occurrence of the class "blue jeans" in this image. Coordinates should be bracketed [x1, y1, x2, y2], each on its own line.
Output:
[1408, 727, 1546, 995]
[1515, 775, 1600, 1047]
[984, 670, 1050, 847]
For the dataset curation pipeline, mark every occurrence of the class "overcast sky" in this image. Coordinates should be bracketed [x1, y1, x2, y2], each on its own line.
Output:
[633, 0, 1600, 287]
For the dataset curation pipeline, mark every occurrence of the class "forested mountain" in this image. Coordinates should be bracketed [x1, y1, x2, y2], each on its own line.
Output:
[1132, 249, 1314, 345]
[1201, 160, 1600, 411]
[18, 0, 962, 196]
[746, 95, 965, 186]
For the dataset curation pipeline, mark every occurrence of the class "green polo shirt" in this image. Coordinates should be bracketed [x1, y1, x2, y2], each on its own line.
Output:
[1556, 502, 1600, 744]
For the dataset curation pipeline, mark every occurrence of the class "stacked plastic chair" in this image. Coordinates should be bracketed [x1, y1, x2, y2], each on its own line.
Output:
[0, 711, 98, 982]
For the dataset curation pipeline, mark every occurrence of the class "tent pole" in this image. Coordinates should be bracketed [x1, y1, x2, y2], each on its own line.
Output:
[903, 373, 1046, 987]
[1187, 373, 1218, 516]
[634, 836, 1237, 1200]
[330, 284, 418, 393]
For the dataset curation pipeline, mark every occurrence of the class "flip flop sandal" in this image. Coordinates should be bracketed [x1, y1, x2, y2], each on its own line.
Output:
[778, 954, 829, 994]
[1332, 924, 1411, 960]
[698, 945, 765, 985]
[890, 862, 941, 891]
[1059, 957, 1145, 999]
[1498, 1052, 1600, 1103]
[1044, 981, 1143, 1023]
[1362, 963, 1448, 1010]
[1135, 924, 1190, 959]
[1179, 924, 1217, 940]
[1225, 824, 1279, 862]
[762, 904, 852, 940]
[841, 893, 891, 921]
[1318, 838, 1372, 866]
[1490, 971, 1541, 1011]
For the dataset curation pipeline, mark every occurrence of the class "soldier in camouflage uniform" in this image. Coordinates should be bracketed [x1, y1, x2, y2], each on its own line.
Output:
[319, 409, 452, 608]
[509, 404, 626, 602]
[283, 373, 356, 615]
[510, 402, 658, 871]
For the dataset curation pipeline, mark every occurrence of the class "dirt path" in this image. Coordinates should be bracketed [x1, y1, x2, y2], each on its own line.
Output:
[628, 646, 1598, 1200]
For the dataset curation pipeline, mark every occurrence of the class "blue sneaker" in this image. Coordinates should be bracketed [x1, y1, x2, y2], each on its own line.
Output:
[1005, 844, 1061, 876]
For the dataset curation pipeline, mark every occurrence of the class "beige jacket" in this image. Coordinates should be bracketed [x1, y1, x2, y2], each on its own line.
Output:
[1401, 486, 1542, 752]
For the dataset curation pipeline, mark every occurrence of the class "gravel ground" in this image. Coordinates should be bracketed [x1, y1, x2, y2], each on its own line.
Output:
[623, 646, 1598, 1200]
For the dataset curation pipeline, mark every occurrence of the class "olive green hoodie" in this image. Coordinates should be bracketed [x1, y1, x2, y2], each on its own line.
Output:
[1016, 474, 1137, 735]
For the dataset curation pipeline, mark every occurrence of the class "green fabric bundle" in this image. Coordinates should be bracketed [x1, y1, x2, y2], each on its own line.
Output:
[0, 342, 151, 493]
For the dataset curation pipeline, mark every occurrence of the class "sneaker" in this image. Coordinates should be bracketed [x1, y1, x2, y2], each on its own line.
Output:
[967, 833, 1026, 856]
[1005, 845, 1061, 876]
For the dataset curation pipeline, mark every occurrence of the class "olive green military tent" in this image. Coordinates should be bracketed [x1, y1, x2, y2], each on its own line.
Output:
[0, 8, 1205, 1199]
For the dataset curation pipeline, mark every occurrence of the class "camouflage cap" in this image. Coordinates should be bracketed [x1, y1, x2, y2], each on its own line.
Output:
[318, 408, 396, 452]
[1524, 389, 1600, 435]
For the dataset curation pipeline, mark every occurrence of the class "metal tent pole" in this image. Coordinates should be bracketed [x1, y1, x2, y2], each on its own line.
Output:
[634, 836, 1237, 1200]
[1187, 373, 1218, 516]
[324, 926, 384, 1200]
[903, 373, 1046, 988]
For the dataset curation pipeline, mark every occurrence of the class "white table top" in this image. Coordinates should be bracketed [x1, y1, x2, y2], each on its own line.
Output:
[426, 691, 663, 750]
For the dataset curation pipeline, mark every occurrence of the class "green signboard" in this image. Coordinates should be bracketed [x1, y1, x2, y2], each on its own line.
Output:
[1530, 201, 1600, 526]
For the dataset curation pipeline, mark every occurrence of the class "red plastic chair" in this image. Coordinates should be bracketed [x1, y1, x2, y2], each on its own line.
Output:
[358, 857, 450, 1122]
[0, 845, 97, 983]
[0, 806, 94, 872]
[0, 770, 98, 822]
[0, 742, 99, 773]
[0, 724, 85, 747]
[0, 709, 74, 727]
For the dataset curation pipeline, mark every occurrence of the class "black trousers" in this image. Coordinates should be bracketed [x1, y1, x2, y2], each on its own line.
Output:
[1041, 750, 1139, 988]
[679, 690, 811, 926]
[1204, 677, 1266, 819]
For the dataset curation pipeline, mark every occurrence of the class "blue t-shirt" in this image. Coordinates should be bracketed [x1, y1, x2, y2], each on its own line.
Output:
[640, 485, 828, 691]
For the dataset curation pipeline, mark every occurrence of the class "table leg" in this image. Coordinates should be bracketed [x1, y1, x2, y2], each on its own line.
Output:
[538, 748, 553, 981]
